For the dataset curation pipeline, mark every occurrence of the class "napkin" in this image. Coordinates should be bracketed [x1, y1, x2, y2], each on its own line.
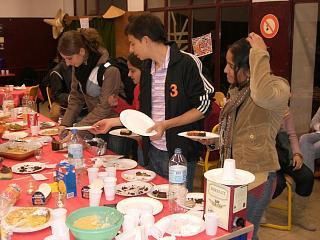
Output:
[150, 219, 171, 239]
[31, 174, 48, 181]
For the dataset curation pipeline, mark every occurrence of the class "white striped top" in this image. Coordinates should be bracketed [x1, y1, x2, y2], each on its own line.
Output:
[150, 46, 171, 151]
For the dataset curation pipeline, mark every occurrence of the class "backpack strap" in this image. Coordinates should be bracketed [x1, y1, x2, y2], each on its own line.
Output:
[97, 61, 113, 87]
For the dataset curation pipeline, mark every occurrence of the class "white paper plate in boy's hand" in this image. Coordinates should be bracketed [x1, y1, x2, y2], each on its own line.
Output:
[120, 109, 157, 136]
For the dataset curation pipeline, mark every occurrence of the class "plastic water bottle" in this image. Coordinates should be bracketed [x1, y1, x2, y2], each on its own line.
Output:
[168, 148, 187, 213]
[68, 129, 84, 170]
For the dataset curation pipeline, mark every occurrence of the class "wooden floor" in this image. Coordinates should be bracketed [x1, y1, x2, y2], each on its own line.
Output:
[39, 102, 320, 240]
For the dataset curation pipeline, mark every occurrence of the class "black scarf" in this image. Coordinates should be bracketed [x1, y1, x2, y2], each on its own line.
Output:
[74, 51, 101, 94]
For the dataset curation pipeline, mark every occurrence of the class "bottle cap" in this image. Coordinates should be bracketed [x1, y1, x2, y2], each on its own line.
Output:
[71, 129, 77, 134]
[174, 148, 182, 154]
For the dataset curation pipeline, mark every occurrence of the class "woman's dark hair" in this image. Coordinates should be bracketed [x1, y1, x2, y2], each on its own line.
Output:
[57, 28, 103, 56]
[125, 13, 167, 43]
[229, 38, 251, 72]
[228, 38, 251, 84]
[127, 53, 143, 71]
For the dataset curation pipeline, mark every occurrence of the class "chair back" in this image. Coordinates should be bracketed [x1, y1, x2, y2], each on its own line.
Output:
[46, 86, 52, 109]
[204, 123, 220, 171]
[28, 85, 39, 101]
[214, 92, 226, 108]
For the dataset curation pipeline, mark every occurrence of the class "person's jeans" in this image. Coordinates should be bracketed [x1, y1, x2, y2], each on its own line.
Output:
[299, 132, 320, 172]
[147, 144, 196, 191]
[247, 172, 276, 240]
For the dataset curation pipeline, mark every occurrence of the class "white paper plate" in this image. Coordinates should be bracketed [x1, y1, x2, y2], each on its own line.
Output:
[116, 181, 152, 197]
[155, 213, 205, 237]
[117, 197, 163, 215]
[39, 128, 59, 136]
[204, 168, 255, 186]
[178, 131, 219, 140]
[121, 169, 156, 182]
[2, 207, 52, 233]
[102, 158, 138, 170]
[109, 128, 140, 138]
[147, 184, 169, 200]
[91, 154, 124, 162]
[2, 131, 28, 140]
[120, 109, 157, 136]
[183, 192, 204, 211]
[12, 162, 45, 174]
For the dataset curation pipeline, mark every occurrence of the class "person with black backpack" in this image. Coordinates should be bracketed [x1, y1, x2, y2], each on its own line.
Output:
[57, 28, 125, 139]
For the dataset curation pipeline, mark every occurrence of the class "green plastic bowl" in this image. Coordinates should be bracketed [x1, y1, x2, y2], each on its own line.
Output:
[66, 206, 124, 240]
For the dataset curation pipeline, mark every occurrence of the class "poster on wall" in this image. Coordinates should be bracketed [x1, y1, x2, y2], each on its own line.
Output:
[192, 33, 213, 57]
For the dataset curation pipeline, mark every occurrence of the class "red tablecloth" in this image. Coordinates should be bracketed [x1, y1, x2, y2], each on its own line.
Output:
[0, 116, 253, 240]
[0, 87, 44, 107]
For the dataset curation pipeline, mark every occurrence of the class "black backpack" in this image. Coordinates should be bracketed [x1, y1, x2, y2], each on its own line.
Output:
[97, 57, 136, 105]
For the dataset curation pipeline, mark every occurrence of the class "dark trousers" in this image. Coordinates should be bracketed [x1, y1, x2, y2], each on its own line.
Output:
[273, 164, 314, 199]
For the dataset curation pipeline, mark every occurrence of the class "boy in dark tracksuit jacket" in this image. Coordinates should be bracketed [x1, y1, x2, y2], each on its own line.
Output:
[125, 14, 214, 190]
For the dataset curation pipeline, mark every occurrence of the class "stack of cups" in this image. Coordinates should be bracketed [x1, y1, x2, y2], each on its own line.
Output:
[89, 188, 102, 207]
[204, 211, 218, 236]
[103, 177, 117, 201]
[87, 167, 99, 184]
[50, 208, 70, 240]
[105, 166, 116, 177]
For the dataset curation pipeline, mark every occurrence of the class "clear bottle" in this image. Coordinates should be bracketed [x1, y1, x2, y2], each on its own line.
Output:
[67, 129, 84, 170]
[168, 148, 188, 213]
[2, 89, 14, 115]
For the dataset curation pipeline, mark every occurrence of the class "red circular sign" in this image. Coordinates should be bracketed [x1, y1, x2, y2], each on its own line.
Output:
[260, 14, 279, 39]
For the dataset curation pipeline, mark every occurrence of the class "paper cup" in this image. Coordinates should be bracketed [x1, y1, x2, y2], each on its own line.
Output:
[222, 158, 236, 181]
[205, 212, 218, 236]
[87, 167, 99, 184]
[89, 189, 102, 206]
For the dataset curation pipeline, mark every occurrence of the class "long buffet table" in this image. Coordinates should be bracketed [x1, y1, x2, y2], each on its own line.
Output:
[0, 115, 253, 240]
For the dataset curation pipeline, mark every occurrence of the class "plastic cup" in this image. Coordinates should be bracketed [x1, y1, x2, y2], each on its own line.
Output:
[97, 171, 109, 181]
[204, 212, 218, 236]
[122, 214, 139, 233]
[104, 185, 116, 201]
[1, 70, 4, 75]
[89, 188, 102, 206]
[87, 167, 99, 184]
[103, 177, 117, 201]
[222, 158, 236, 181]
[105, 166, 116, 177]
[31, 125, 39, 136]
[50, 208, 70, 239]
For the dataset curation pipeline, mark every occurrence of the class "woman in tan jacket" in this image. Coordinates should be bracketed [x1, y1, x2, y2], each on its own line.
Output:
[203, 33, 290, 239]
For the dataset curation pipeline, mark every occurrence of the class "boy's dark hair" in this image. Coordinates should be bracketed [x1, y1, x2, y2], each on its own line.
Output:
[125, 13, 167, 43]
